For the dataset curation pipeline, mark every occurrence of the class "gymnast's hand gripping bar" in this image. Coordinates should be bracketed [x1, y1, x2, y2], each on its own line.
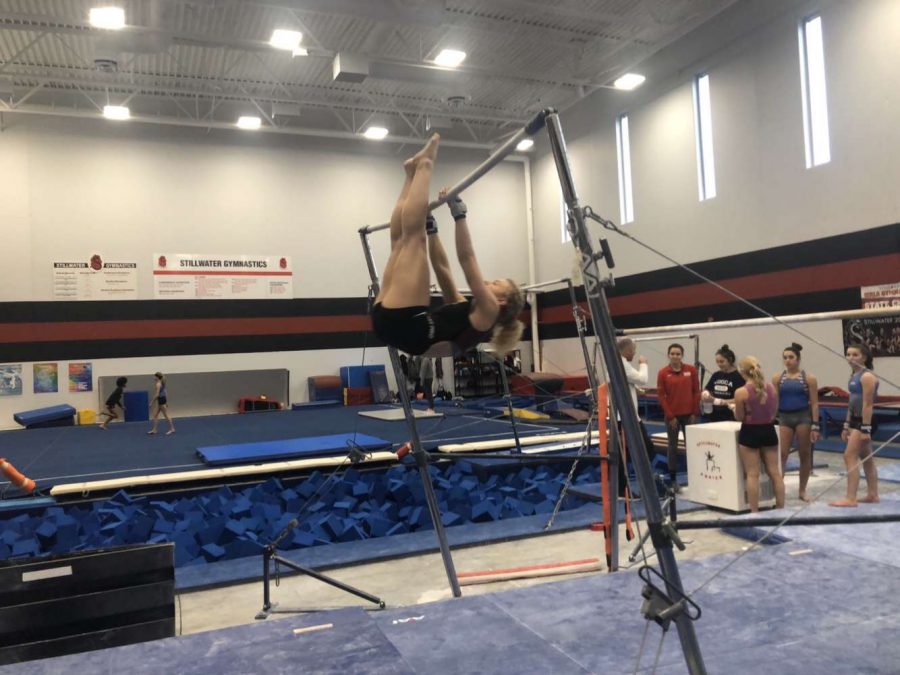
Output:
[359, 110, 549, 235]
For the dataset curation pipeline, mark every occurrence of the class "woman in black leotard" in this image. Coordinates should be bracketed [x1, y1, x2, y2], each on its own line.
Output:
[370, 134, 524, 357]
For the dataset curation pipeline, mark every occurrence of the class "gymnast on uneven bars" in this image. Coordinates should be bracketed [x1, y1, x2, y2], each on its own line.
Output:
[369, 133, 524, 358]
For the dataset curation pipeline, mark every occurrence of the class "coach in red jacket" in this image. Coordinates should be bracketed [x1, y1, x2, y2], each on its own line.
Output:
[656, 343, 700, 490]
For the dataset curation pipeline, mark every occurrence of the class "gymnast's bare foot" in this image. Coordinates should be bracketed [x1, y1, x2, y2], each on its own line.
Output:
[798, 492, 811, 502]
[166, 429, 175, 435]
[828, 499, 857, 507]
[859, 495, 880, 503]
[407, 133, 440, 169]
[147, 430, 157, 435]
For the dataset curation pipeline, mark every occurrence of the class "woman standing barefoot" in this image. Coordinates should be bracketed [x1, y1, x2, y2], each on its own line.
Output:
[830, 343, 879, 507]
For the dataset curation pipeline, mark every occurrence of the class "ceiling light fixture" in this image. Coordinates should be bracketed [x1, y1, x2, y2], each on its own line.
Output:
[292, 47, 308, 57]
[434, 49, 467, 68]
[363, 126, 389, 140]
[516, 139, 534, 152]
[89, 6, 126, 30]
[103, 105, 130, 120]
[237, 116, 262, 130]
[270, 29, 303, 51]
[613, 73, 646, 90]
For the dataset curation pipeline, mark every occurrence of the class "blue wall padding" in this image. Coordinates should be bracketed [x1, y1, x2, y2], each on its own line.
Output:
[13, 404, 76, 427]
[123, 391, 150, 422]
[197, 433, 392, 465]
[340, 365, 386, 388]
[0, 456, 599, 569]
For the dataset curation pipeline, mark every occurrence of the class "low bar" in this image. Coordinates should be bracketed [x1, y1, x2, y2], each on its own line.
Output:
[622, 307, 900, 335]
[678, 513, 900, 529]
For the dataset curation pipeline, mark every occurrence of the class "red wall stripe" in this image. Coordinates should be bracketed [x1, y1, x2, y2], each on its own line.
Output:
[538, 254, 899, 324]
[0, 316, 372, 344]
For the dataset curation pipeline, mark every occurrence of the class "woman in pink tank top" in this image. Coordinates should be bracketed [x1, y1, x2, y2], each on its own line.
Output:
[732, 356, 785, 512]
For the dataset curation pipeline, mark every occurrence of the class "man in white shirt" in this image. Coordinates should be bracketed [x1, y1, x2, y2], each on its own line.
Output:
[618, 337, 648, 413]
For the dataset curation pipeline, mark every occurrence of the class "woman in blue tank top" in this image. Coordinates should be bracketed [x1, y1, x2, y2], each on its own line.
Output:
[830, 343, 879, 507]
[148, 372, 175, 435]
[772, 343, 819, 502]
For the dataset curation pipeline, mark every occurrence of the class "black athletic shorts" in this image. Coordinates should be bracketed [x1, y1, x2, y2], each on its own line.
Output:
[157, 396, 168, 406]
[738, 423, 778, 449]
[371, 302, 471, 355]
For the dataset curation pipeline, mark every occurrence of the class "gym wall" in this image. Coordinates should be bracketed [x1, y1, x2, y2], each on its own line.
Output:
[529, 0, 900, 389]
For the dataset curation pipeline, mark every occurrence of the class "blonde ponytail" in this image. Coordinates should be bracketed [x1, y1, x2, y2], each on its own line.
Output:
[738, 356, 767, 403]
[490, 279, 525, 356]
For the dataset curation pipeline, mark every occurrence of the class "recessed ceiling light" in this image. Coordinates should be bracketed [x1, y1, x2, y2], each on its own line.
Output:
[237, 116, 262, 130]
[516, 139, 534, 152]
[270, 29, 303, 51]
[434, 49, 467, 68]
[103, 105, 130, 120]
[89, 7, 125, 30]
[363, 126, 389, 140]
[613, 73, 646, 90]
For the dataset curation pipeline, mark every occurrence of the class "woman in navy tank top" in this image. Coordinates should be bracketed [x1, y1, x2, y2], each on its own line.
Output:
[773, 343, 819, 502]
[830, 343, 879, 507]
[148, 372, 175, 436]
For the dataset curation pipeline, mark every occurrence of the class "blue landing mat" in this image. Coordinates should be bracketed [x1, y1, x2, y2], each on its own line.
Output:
[868, 461, 900, 483]
[197, 432, 392, 465]
[489, 545, 900, 674]
[12, 543, 900, 673]
[375, 595, 589, 675]
[0, 607, 413, 675]
[731, 492, 900, 569]
[0, 407, 559, 491]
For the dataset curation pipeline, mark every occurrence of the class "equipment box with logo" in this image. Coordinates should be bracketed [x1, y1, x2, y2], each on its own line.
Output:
[686, 421, 777, 512]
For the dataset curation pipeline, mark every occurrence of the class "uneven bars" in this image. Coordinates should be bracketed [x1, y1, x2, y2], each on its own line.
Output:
[522, 277, 570, 292]
[622, 307, 899, 335]
[359, 110, 549, 235]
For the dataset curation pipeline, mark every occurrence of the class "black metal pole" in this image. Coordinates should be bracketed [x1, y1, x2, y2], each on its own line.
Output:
[494, 353, 523, 453]
[360, 230, 461, 598]
[262, 546, 272, 612]
[545, 110, 706, 674]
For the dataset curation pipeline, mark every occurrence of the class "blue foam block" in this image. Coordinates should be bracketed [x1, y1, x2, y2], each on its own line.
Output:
[198, 433, 391, 465]
[340, 365, 386, 388]
[123, 390, 150, 422]
[14, 404, 76, 428]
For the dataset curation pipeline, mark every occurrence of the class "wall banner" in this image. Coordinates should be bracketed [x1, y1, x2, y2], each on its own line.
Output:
[860, 282, 900, 309]
[52, 255, 138, 300]
[153, 254, 293, 299]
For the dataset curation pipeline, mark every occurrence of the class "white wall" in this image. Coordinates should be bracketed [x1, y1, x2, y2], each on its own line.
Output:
[531, 0, 899, 391]
[0, 117, 532, 428]
[0, 117, 529, 300]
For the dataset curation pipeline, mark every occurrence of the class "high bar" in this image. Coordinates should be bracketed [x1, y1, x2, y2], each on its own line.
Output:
[360, 109, 549, 235]
[621, 307, 900, 335]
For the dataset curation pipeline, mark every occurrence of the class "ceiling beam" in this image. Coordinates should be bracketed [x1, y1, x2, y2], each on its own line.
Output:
[0, 102, 503, 150]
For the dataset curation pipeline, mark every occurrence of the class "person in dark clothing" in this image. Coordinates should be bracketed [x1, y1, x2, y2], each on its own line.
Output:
[99, 376, 127, 430]
[370, 133, 524, 357]
[701, 344, 744, 421]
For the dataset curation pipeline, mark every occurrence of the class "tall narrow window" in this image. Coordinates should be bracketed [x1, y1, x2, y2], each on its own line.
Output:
[799, 15, 831, 167]
[615, 114, 634, 224]
[693, 73, 716, 200]
[560, 190, 570, 243]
